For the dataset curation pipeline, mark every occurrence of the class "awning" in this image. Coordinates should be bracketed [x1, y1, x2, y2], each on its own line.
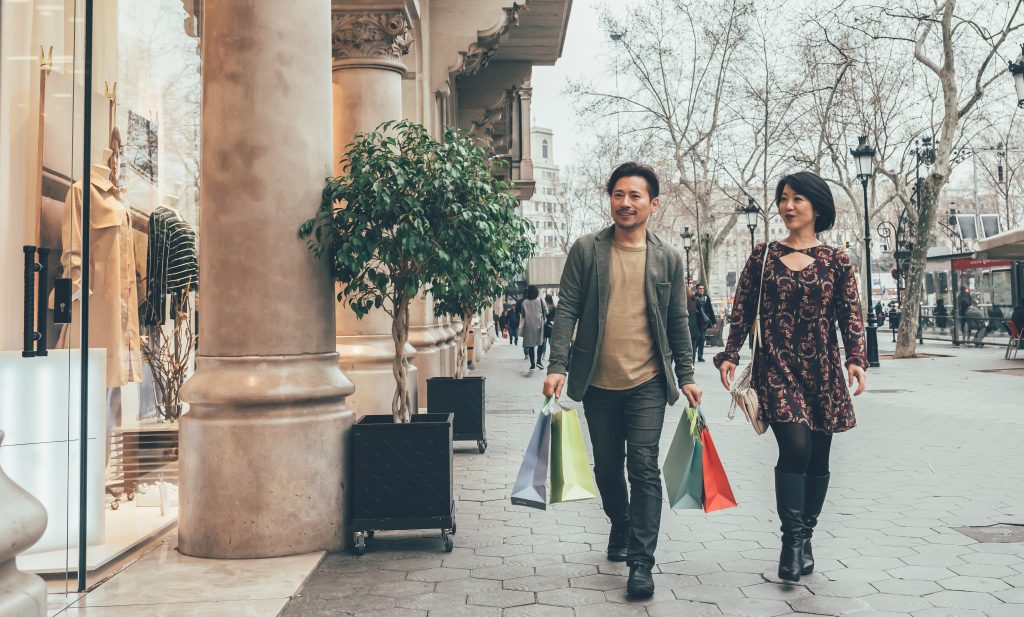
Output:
[974, 227, 1024, 260]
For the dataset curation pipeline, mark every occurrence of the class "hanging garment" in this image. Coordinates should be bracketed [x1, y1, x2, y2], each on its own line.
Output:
[57, 172, 143, 388]
[141, 206, 197, 324]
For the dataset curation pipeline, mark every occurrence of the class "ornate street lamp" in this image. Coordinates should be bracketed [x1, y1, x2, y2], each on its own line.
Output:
[743, 198, 759, 251]
[681, 226, 694, 282]
[850, 135, 880, 368]
[1009, 44, 1024, 108]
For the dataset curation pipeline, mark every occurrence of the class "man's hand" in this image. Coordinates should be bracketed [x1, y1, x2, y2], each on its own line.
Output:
[682, 383, 703, 407]
[718, 361, 737, 390]
[543, 373, 566, 399]
[847, 364, 866, 396]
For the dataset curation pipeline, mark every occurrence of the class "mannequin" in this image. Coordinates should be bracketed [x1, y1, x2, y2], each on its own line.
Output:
[56, 147, 143, 388]
[142, 192, 197, 325]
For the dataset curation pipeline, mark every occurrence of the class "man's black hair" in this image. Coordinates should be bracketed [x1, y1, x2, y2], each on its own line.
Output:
[774, 171, 835, 233]
[606, 162, 660, 199]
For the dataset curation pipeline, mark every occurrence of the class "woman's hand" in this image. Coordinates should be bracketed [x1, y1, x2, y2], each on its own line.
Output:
[719, 361, 737, 391]
[847, 364, 866, 396]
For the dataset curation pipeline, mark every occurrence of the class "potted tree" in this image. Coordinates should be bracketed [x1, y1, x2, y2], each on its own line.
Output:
[299, 120, 465, 553]
[428, 129, 535, 453]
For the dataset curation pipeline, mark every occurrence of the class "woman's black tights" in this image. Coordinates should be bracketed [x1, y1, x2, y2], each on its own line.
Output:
[770, 422, 832, 476]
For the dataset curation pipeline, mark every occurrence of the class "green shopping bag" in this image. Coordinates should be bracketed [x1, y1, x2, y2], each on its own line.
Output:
[664, 407, 704, 509]
[549, 401, 598, 504]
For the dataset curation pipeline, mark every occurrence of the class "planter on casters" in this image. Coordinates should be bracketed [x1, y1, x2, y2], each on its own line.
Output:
[350, 413, 455, 555]
[426, 376, 486, 453]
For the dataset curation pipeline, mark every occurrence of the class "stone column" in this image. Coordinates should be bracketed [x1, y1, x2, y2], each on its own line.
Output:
[178, 0, 354, 558]
[518, 84, 534, 179]
[438, 316, 455, 377]
[0, 432, 46, 617]
[332, 5, 419, 416]
[408, 292, 441, 409]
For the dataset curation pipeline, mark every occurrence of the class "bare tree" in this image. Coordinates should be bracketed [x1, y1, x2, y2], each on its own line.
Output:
[844, 0, 1024, 357]
[567, 0, 754, 289]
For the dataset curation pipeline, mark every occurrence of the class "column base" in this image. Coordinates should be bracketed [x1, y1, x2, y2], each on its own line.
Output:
[338, 337, 419, 417]
[178, 353, 354, 559]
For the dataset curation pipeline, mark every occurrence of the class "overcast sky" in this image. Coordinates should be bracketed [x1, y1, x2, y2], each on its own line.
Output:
[530, 0, 620, 170]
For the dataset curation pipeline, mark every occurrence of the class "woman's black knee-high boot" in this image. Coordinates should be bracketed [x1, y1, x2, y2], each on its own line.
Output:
[801, 474, 830, 575]
[775, 468, 806, 582]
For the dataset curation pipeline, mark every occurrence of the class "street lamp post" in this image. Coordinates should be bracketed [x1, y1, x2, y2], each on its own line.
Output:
[681, 226, 694, 283]
[851, 135, 880, 368]
[743, 198, 759, 251]
[1009, 44, 1024, 108]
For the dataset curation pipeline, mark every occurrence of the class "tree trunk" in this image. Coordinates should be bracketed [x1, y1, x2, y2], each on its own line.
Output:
[455, 310, 473, 379]
[894, 176, 941, 358]
[391, 293, 412, 422]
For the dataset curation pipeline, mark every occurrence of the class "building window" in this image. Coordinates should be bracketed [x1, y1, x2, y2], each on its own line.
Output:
[542, 139, 549, 159]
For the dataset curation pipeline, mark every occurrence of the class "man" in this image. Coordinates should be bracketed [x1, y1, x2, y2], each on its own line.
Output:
[692, 284, 717, 362]
[543, 162, 702, 599]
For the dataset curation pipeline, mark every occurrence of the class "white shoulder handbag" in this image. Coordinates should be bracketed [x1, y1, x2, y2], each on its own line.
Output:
[728, 242, 770, 435]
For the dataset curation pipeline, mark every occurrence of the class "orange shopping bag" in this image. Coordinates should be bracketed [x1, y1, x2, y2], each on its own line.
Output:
[700, 426, 737, 513]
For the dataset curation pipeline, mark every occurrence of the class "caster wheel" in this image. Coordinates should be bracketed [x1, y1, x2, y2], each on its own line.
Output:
[353, 533, 367, 556]
[477, 439, 487, 454]
[451, 522, 457, 535]
[442, 530, 454, 552]
[126, 491, 135, 501]
[111, 499, 120, 511]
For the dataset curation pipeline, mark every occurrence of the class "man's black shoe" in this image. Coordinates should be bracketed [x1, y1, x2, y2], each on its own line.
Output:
[607, 521, 629, 562]
[626, 563, 655, 598]
[698, 357, 705, 362]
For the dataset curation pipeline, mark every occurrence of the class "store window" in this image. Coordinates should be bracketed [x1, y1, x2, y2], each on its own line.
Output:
[1, 0, 199, 592]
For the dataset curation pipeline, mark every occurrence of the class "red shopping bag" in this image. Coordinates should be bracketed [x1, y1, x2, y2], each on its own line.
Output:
[700, 427, 737, 513]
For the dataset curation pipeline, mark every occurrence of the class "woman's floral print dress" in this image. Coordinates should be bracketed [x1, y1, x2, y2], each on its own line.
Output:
[713, 242, 867, 434]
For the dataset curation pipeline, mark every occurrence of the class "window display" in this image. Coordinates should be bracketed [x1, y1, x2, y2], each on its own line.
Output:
[1, 0, 200, 585]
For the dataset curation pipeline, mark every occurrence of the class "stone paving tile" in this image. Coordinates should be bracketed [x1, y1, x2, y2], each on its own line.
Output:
[788, 594, 871, 615]
[280, 342, 1024, 617]
[535, 587, 607, 606]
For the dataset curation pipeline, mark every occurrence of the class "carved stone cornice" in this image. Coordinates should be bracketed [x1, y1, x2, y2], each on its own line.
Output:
[450, 3, 522, 79]
[469, 92, 512, 154]
[332, 9, 413, 73]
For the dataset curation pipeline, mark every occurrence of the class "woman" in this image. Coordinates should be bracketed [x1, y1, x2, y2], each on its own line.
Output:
[933, 298, 948, 330]
[519, 285, 546, 371]
[537, 294, 557, 368]
[715, 171, 867, 583]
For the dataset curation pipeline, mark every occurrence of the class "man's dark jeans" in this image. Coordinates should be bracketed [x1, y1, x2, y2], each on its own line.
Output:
[582, 375, 667, 567]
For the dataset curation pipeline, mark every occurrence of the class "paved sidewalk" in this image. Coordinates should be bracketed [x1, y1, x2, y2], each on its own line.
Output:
[282, 337, 1024, 617]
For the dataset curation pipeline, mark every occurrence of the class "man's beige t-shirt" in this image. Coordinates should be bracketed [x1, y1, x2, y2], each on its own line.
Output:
[590, 241, 662, 390]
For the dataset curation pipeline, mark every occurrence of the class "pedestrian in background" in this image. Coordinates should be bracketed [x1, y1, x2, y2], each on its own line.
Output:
[506, 306, 520, 346]
[716, 170, 867, 583]
[538, 294, 556, 367]
[958, 286, 974, 336]
[520, 285, 546, 371]
[933, 298, 948, 329]
[692, 283, 717, 362]
[543, 162, 702, 598]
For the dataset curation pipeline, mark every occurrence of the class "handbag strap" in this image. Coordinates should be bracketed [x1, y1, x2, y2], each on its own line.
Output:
[750, 242, 771, 355]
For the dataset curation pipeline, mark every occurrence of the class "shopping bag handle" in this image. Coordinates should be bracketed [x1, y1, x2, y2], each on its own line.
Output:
[685, 405, 705, 439]
[541, 396, 573, 414]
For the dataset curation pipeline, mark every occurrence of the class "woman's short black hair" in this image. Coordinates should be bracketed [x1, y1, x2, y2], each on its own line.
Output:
[526, 285, 540, 300]
[606, 162, 660, 199]
[775, 171, 835, 233]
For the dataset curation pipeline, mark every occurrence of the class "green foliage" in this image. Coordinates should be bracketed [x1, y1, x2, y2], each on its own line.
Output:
[298, 120, 455, 319]
[430, 127, 536, 323]
[298, 120, 535, 407]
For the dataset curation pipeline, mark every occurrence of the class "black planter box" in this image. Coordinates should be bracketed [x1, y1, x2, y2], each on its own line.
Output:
[350, 413, 455, 554]
[426, 376, 486, 452]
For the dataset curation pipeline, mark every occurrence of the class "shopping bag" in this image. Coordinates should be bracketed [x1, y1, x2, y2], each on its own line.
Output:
[700, 426, 737, 513]
[511, 401, 553, 509]
[549, 402, 598, 504]
[664, 407, 704, 510]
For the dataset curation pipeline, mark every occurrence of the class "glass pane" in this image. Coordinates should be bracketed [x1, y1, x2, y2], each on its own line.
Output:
[2, 0, 198, 601]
